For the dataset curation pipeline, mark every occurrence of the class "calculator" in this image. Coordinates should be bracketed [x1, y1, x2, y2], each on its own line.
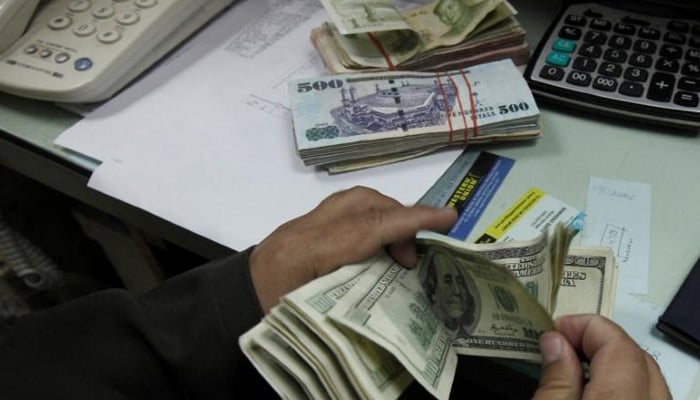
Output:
[524, 1, 700, 130]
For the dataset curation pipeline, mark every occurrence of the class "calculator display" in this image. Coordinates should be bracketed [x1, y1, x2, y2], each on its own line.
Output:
[525, 2, 700, 129]
[608, 0, 699, 12]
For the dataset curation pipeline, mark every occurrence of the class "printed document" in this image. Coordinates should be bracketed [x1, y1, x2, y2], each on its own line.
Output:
[55, 0, 458, 250]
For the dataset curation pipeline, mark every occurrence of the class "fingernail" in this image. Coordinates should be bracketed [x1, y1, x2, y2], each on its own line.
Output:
[540, 333, 562, 366]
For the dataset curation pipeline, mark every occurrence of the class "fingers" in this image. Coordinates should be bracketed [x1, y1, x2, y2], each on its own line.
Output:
[289, 186, 403, 230]
[281, 186, 457, 272]
[308, 204, 458, 276]
[644, 350, 673, 400]
[553, 314, 671, 400]
[250, 186, 457, 314]
[532, 331, 583, 400]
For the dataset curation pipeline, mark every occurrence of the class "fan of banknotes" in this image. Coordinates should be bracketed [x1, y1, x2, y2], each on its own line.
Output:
[312, 0, 531, 74]
[289, 58, 541, 173]
[239, 225, 618, 399]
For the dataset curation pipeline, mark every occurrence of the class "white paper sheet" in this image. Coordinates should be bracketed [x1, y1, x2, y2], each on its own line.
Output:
[54, 0, 462, 250]
[614, 292, 699, 400]
[581, 177, 651, 294]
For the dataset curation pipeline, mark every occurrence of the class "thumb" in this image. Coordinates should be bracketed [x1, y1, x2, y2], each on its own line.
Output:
[532, 331, 584, 400]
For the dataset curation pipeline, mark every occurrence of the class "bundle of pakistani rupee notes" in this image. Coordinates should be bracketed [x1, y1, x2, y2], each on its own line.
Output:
[240, 224, 619, 399]
[289, 58, 541, 173]
[312, 0, 530, 74]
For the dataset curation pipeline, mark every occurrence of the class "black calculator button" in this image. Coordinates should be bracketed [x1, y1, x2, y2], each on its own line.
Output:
[624, 67, 649, 82]
[648, 72, 676, 102]
[539, 65, 565, 81]
[593, 76, 618, 91]
[567, 70, 592, 86]
[674, 92, 699, 107]
[619, 81, 644, 97]
[573, 57, 597, 72]
[690, 37, 700, 49]
[583, 9, 603, 18]
[564, 15, 587, 27]
[559, 26, 582, 40]
[608, 35, 632, 49]
[629, 53, 653, 68]
[583, 31, 607, 45]
[603, 48, 627, 63]
[686, 49, 700, 63]
[667, 21, 690, 33]
[598, 62, 622, 77]
[622, 16, 650, 26]
[656, 58, 680, 73]
[659, 44, 683, 59]
[613, 23, 636, 35]
[664, 32, 687, 45]
[590, 19, 612, 31]
[579, 44, 602, 58]
[681, 62, 700, 78]
[633, 39, 657, 54]
[678, 77, 700, 92]
[638, 27, 661, 40]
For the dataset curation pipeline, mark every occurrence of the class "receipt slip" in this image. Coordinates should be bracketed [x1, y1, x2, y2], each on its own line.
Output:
[475, 188, 585, 243]
[418, 150, 515, 240]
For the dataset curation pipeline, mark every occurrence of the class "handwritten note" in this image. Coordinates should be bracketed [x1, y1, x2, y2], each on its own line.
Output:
[582, 177, 651, 294]
[614, 292, 699, 400]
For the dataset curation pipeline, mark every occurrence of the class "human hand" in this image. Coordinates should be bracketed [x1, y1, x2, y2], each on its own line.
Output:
[533, 314, 671, 400]
[249, 186, 458, 314]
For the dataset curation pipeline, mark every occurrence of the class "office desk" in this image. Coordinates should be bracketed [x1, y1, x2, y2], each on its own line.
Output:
[1, 0, 699, 397]
[0, 93, 232, 260]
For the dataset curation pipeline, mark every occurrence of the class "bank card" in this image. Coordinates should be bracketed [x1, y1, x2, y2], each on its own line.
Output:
[474, 187, 585, 243]
[418, 150, 515, 240]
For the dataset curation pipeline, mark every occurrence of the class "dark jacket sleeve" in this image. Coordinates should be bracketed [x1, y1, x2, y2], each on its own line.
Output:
[0, 246, 278, 400]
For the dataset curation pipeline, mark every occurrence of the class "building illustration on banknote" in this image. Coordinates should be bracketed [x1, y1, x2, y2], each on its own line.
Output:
[305, 79, 459, 141]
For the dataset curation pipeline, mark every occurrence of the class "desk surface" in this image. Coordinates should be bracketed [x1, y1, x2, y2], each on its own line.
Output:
[0, 93, 232, 259]
[1, 0, 699, 397]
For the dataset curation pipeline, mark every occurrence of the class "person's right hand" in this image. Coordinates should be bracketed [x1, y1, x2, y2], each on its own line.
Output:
[249, 186, 457, 314]
[532, 314, 671, 400]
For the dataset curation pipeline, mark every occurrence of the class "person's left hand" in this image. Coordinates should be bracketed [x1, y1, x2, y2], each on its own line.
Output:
[249, 186, 458, 314]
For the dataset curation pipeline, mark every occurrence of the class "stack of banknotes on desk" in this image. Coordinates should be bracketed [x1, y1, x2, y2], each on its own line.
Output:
[289, 59, 541, 173]
[312, 0, 530, 74]
[240, 225, 619, 399]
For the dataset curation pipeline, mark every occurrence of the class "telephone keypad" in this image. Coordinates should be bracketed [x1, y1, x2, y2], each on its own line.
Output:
[25, 0, 169, 69]
[0, 0, 238, 102]
[68, 1, 91, 13]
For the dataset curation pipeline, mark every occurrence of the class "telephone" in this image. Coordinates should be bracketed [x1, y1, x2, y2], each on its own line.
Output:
[0, 0, 236, 103]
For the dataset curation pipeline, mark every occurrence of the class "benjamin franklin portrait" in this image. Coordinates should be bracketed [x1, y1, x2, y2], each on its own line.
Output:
[423, 247, 480, 336]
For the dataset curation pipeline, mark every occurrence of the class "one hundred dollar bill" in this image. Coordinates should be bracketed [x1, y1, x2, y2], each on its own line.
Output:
[281, 260, 413, 400]
[240, 226, 618, 399]
[266, 305, 358, 399]
[553, 246, 618, 319]
[240, 321, 320, 399]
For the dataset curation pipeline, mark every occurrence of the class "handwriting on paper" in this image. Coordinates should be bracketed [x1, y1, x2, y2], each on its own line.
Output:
[582, 177, 651, 294]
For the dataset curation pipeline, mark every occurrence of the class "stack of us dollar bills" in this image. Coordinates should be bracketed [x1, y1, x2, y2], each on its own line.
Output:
[312, 0, 530, 74]
[289, 59, 541, 173]
[239, 225, 619, 399]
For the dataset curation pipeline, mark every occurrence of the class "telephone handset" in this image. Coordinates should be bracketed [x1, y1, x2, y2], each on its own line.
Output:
[0, 0, 41, 54]
[0, 0, 236, 103]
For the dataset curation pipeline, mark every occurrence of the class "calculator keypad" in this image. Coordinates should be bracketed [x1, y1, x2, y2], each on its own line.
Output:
[529, 2, 700, 115]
